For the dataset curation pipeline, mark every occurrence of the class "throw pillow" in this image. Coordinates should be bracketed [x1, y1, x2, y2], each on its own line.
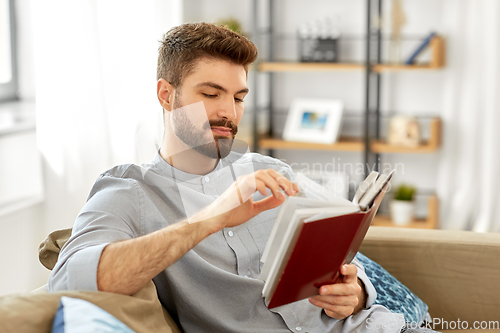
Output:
[355, 252, 429, 325]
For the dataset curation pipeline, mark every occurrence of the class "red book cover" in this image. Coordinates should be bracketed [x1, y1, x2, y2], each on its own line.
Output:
[266, 187, 386, 309]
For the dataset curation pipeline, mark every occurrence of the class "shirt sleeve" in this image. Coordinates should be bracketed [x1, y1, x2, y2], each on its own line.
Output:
[352, 257, 377, 308]
[48, 174, 142, 292]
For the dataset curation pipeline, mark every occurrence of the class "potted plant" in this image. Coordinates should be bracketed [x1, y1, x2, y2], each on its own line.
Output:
[390, 184, 416, 225]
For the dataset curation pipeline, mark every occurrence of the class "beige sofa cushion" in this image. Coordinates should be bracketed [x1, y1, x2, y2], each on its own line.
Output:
[360, 226, 500, 331]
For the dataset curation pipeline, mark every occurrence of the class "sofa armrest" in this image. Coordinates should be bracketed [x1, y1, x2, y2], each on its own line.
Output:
[360, 226, 500, 325]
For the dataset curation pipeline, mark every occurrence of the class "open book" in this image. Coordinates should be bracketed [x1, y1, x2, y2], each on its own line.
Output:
[260, 170, 394, 309]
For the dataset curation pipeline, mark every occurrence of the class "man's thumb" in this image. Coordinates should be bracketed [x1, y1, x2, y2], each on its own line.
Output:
[253, 195, 284, 213]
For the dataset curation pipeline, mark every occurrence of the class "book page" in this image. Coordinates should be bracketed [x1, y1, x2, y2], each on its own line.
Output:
[358, 170, 395, 210]
[304, 206, 360, 223]
[352, 171, 379, 204]
[295, 172, 352, 203]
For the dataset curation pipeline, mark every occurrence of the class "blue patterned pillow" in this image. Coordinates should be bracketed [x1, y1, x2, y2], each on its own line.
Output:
[355, 252, 429, 325]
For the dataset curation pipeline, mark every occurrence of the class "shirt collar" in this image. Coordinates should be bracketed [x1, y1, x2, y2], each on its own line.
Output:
[150, 150, 227, 184]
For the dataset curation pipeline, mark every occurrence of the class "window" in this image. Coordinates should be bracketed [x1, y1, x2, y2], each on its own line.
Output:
[0, 0, 17, 102]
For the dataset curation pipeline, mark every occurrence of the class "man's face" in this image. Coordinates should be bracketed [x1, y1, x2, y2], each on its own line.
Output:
[170, 57, 248, 159]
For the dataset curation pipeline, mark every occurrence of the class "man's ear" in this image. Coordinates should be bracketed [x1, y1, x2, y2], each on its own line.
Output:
[157, 79, 175, 111]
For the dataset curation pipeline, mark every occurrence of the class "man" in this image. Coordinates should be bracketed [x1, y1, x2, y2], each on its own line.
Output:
[49, 22, 394, 332]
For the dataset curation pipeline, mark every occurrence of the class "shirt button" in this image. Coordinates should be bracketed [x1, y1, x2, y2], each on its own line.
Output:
[228, 231, 234, 237]
[204, 176, 210, 182]
[295, 327, 302, 331]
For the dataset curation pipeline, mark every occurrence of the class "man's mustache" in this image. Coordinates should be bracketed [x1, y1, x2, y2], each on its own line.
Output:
[203, 119, 238, 136]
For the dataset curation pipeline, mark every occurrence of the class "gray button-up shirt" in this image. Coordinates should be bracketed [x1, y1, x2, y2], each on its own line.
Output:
[49, 151, 395, 333]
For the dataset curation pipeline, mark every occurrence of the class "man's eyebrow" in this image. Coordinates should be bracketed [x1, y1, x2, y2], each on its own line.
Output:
[196, 81, 249, 94]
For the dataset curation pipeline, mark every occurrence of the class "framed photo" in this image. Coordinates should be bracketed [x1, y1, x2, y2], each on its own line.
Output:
[283, 98, 344, 144]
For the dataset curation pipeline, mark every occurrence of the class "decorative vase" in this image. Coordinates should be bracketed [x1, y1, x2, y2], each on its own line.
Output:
[390, 200, 415, 225]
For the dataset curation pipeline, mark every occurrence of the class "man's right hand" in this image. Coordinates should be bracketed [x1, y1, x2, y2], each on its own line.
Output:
[195, 168, 298, 233]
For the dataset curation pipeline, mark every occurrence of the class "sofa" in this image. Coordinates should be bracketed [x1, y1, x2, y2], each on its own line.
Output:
[1, 226, 499, 333]
[359, 227, 500, 332]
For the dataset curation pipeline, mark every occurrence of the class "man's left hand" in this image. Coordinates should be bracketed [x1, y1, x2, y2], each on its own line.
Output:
[308, 264, 366, 320]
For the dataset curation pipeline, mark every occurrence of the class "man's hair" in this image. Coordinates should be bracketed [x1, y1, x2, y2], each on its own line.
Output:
[157, 22, 258, 88]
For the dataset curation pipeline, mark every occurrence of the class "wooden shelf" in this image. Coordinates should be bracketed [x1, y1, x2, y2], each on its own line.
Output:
[373, 64, 440, 72]
[372, 195, 439, 229]
[258, 137, 364, 152]
[259, 37, 445, 73]
[258, 117, 441, 153]
[373, 36, 446, 72]
[259, 61, 444, 73]
[371, 140, 437, 153]
[258, 62, 364, 72]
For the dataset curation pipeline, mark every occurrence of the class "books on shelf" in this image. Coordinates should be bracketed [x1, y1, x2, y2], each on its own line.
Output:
[260, 170, 394, 309]
[404, 32, 437, 65]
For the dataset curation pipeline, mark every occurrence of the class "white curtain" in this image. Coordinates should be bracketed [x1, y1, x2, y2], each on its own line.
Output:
[438, 0, 500, 232]
[31, 0, 181, 232]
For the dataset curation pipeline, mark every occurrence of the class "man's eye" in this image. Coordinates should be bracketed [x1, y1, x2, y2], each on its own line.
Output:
[203, 93, 217, 98]
[235, 97, 244, 103]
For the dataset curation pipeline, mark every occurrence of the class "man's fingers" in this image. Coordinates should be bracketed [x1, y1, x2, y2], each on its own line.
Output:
[253, 194, 284, 212]
[255, 179, 269, 197]
[255, 170, 285, 199]
[233, 169, 298, 214]
[308, 298, 354, 320]
[340, 264, 357, 283]
[309, 294, 358, 307]
[319, 280, 361, 297]
[267, 169, 298, 196]
[238, 169, 297, 202]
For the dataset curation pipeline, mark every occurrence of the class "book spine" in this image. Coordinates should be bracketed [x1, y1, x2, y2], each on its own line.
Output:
[404, 32, 437, 65]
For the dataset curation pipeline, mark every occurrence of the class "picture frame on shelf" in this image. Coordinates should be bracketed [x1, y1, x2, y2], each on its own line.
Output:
[283, 98, 344, 144]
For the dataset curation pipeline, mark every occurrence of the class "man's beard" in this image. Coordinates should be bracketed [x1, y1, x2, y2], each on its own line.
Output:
[171, 96, 238, 159]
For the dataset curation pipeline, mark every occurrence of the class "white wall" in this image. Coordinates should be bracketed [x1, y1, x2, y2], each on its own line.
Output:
[0, 204, 50, 295]
[0, 0, 47, 297]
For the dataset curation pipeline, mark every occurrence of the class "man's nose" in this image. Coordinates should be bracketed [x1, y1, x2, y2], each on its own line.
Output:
[216, 97, 237, 120]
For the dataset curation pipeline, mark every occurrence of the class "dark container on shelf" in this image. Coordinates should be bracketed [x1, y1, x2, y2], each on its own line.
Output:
[298, 37, 339, 62]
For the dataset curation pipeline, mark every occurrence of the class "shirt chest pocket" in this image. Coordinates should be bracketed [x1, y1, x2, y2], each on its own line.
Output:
[246, 210, 277, 264]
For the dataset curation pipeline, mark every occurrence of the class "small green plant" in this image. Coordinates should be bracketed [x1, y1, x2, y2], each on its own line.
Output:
[393, 184, 416, 201]
[217, 17, 244, 35]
